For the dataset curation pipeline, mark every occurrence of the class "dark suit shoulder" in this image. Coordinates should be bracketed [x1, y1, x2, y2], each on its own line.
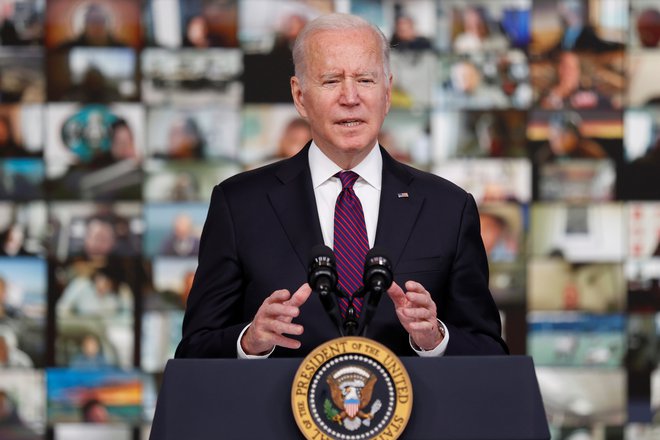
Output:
[217, 146, 310, 198]
[218, 160, 281, 193]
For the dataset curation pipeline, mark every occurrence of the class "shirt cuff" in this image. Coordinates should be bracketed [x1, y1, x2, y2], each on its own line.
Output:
[409, 319, 449, 357]
[236, 323, 275, 359]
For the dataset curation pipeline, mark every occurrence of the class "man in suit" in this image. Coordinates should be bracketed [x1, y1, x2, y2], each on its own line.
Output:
[175, 13, 507, 359]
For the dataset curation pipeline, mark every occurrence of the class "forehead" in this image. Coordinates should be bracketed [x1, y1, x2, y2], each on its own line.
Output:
[305, 28, 382, 73]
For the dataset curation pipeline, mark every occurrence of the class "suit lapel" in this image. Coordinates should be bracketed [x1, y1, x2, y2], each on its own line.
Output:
[268, 144, 324, 270]
[374, 148, 424, 270]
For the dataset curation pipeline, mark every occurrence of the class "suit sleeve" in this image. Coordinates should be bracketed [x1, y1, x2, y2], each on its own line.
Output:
[175, 184, 248, 358]
[442, 193, 509, 355]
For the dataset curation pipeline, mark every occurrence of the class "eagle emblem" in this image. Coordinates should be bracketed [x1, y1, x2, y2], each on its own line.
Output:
[325, 365, 382, 431]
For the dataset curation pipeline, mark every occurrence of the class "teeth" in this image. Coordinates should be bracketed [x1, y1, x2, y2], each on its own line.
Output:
[340, 120, 360, 127]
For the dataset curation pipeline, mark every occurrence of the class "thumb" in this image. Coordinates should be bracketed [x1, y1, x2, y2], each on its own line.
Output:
[387, 281, 406, 308]
[288, 283, 312, 307]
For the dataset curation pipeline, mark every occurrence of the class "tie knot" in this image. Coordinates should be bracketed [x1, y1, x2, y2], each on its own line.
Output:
[336, 171, 359, 190]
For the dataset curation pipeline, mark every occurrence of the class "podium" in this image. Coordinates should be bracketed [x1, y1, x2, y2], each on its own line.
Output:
[150, 356, 549, 440]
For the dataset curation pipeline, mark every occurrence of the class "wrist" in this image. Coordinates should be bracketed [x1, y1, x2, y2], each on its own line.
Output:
[412, 320, 445, 351]
[240, 325, 272, 356]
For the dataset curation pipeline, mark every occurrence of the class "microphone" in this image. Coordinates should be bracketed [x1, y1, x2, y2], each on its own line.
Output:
[363, 247, 394, 294]
[308, 244, 337, 294]
[308, 245, 342, 335]
[358, 247, 393, 336]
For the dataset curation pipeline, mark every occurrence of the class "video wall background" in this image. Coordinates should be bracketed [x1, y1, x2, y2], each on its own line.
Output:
[0, 0, 659, 438]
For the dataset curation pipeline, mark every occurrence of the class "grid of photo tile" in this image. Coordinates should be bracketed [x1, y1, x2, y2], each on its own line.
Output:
[0, 0, 659, 439]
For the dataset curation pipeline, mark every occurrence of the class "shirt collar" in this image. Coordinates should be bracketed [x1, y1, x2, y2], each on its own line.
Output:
[308, 140, 382, 190]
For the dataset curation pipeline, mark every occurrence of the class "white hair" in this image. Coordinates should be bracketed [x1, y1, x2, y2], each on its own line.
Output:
[292, 13, 391, 86]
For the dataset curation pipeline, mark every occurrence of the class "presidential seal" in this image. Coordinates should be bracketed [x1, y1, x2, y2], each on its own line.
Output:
[291, 337, 413, 440]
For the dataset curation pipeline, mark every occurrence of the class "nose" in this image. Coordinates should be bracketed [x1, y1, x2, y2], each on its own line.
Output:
[339, 79, 359, 106]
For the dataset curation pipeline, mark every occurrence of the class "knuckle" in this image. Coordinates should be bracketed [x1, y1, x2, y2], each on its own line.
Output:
[274, 321, 287, 333]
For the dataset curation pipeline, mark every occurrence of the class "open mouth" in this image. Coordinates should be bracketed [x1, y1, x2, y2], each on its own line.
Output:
[337, 119, 364, 127]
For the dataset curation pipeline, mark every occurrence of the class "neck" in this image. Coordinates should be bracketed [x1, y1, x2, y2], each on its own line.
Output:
[316, 142, 376, 170]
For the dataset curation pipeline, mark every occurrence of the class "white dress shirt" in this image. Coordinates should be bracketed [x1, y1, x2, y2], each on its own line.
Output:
[238, 141, 448, 358]
[308, 140, 382, 248]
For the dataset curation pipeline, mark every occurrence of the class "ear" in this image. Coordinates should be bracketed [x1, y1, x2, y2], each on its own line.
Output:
[291, 76, 308, 119]
[385, 73, 393, 114]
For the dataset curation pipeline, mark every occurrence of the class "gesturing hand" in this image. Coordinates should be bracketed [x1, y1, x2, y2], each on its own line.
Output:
[387, 281, 444, 351]
[241, 283, 312, 355]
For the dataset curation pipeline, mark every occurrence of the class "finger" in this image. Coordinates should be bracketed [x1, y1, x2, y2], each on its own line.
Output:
[387, 281, 407, 308]
[271, 334, 302, 350]
[402, 307, 435, 320]
[266, 289, 292, 305]
[263, 303, 300, 319]
[408, 320, 438, 332]
[405, 291, 434, 309]
[252, 317, 303, 339]
[266, 320, 304, 336]
[287, 283, 313, 307]
[275, 314, 295, 324]
[405, 280, 428, 294]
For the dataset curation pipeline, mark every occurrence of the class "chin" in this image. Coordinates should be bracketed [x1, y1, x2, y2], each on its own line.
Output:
[338, 141, 374, 155]
[339, 132, 377, 150]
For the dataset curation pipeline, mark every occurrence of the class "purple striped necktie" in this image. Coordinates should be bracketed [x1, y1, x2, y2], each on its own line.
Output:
[333, 171, 369, 318]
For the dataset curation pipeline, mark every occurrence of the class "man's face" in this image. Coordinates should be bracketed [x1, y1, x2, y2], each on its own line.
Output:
[93, 274, 112, 295]
[283, 15, 307, 41]
[278, 123, 311, 158]
[291, 28, 392, 167]
[451, 62, 480, 94]
[84, 220, 115, 257]
[395, 17, 415, 41]
[173, 215, 193, 239]
[86, 403, 109, 423]
[82, 336, 100, 357]
[549, 126, 579, 155]
[479, 214, 504, 255]
[111, 126, 136, 160]
[637, 9, 660, 47]
[84, 7, 110, 42]
[463, 8, 483, 35]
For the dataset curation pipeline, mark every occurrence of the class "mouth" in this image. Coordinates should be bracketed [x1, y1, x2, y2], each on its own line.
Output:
[336, 119, 365, 127]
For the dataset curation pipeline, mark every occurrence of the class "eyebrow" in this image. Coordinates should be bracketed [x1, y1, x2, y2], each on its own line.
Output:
[320, 73, 342, 81]
[319, 71, 379, 80]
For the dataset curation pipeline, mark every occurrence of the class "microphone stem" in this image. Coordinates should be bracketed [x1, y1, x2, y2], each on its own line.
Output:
[358, 288, 383, 337]
[344, 303, 358, 336]
[318, 288, 343, 336]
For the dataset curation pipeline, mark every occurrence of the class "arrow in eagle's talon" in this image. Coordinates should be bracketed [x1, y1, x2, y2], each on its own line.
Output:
[363, 399, 382, 426]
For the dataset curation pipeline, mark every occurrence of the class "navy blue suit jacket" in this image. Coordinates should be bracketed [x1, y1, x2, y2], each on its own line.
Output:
[175, 145, 508, 358]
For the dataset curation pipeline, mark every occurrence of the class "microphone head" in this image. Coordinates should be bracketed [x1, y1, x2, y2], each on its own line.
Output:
[308, 244, 337, 291]
[364, 246, 392, 270]
[363, 247, 393, 291]
[309, 244, 335, 263]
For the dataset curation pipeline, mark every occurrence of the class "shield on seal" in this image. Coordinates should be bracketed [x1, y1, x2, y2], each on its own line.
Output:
[345, 398, 360, 418]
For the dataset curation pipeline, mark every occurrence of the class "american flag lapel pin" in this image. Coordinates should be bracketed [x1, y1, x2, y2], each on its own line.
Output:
[397, 192, 409, 198]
